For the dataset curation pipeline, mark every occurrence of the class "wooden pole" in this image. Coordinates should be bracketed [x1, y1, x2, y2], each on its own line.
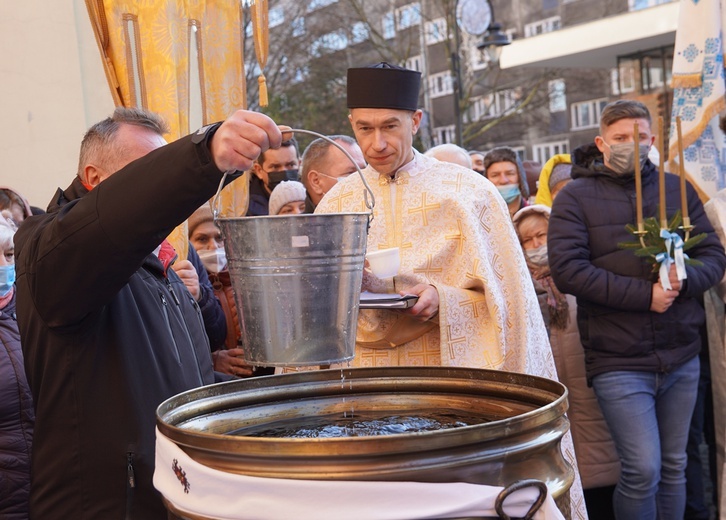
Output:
[635, 122, 644, 233]
[676, 117, 689, 226]
[658, 116, 667, 228]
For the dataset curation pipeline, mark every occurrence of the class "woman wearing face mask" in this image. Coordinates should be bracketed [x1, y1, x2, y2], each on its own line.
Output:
[513, 204, 621, 520]
[0, 211, 34, 519]
[187, 205, 272, 377]
[483, 147, 530, 218]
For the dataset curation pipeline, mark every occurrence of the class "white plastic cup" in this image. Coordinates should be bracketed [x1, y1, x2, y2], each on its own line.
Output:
[365, 247, 401, 278]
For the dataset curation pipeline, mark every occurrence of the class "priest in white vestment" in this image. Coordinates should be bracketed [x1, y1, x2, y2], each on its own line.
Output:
[316, 63, 553, 377]
[314, 62, 588, 519]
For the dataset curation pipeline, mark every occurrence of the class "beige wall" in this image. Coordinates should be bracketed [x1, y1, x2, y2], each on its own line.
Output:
[0, 0, 114, 208]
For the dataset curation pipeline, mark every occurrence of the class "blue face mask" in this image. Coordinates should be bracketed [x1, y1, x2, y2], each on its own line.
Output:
[496, 184, 521, 204]
[0, 264, 15, 296]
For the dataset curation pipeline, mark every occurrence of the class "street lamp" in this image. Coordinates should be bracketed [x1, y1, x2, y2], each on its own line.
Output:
[477, 22, 511, 65]
[451, 0, 510, 147]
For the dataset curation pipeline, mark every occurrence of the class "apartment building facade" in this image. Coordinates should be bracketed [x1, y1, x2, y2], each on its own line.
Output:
[248, 0, 677, 164]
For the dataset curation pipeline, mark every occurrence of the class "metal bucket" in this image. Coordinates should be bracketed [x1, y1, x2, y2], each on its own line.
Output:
[216, 213, 368, 366]
[212, 129, 376, 367]
[157, 366, 573, 520]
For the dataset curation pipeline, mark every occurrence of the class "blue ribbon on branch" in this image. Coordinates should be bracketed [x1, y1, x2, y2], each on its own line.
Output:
[657, 229, 688, 290]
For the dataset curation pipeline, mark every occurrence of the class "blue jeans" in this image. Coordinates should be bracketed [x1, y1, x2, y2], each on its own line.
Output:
[591, 355, 700, 520]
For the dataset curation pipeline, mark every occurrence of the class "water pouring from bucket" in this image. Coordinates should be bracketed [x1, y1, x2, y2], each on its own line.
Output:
[212, 129, 376, 367]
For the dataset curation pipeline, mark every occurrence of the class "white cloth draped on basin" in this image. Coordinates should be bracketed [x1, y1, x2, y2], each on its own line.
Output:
[154, 428, 565, 520]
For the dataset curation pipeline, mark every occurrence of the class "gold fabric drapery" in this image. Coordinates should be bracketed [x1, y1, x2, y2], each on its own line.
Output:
[85, 0, 254, 258]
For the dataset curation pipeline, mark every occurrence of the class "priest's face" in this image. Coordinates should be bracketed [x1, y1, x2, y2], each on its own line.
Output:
[349, 108, 422, 176]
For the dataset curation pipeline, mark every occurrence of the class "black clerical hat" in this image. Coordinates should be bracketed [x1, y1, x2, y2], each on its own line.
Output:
[347, 62, 421, 111]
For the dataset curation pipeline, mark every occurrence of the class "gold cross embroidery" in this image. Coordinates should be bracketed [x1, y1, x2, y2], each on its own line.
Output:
[445, 219, 466, 255]
[477, 205, 491, 232]
[408, 193, 440, 226]
[446, 325, 468, 359]
[328, 190, 356, 213]
[491, 253, 505, 281]
[414, 255, 443, 279]
[442, 173, 476, 193]
[360, 347, 394, 367]
[459, 294, 484, 318]
[466, 259, 484, 282]
[483, 349, 505, 368]
[405, 335, 439, 365]
[371, 348, 394, 365]
[379, 241, 413, 251]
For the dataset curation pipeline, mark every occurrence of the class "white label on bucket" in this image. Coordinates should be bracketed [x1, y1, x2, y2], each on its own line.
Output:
[291, 235, 310, 248]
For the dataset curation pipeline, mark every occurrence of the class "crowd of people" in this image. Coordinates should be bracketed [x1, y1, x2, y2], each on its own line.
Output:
[2, 62, 726, 520]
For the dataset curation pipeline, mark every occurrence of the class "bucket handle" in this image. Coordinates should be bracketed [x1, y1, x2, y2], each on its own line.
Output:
[212, 128, 375, 221]
[494, 479, 548, 520]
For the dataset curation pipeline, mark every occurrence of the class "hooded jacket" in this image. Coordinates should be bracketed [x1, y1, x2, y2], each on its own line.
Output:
[0, 186, 33, 222]
[14, 130, 234, 519]
[548, 143, 726, 381]
[534, 153, 571, 207]
[0, 289, 34, 519]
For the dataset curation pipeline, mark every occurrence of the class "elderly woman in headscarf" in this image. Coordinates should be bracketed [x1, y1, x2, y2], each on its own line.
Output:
[0, 211, 34, 519]
[482, 147, 530, 218]
[0, 187, 33, 226]
[513, 204, 621, 517]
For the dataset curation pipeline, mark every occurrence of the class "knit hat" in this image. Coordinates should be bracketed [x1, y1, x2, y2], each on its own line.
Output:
[548, 163, 573, 192]
[187, 204, 214, 237]
[269, 181, 307, 215]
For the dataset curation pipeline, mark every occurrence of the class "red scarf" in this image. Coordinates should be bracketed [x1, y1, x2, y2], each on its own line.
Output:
[158, 239, 177, 273]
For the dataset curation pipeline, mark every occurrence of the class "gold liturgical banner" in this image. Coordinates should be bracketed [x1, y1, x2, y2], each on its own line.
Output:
[85, 0, 254, 258]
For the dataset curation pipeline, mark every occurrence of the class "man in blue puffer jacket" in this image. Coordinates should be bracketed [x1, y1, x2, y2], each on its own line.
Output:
[548, 100, 726, 520]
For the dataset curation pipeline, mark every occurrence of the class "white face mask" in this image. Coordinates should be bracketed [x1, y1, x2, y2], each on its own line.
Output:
[525, 244, 549, 267]
[197, 247, 228, 273]
[318, 171, 351, 183]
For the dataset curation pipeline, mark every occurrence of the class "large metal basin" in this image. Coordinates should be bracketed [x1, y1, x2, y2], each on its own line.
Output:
[157, 366, 573, 506]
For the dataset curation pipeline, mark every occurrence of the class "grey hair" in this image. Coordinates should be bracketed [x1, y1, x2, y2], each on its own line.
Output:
[300, 135, 357, 190]
[424, 143, 473, 168]
[77, 107, 169, 178]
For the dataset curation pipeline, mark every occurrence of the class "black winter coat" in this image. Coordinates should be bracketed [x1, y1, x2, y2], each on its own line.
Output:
[0, 290, 33, 519]
[246, 173, 270, 216]
[14, 131, 235, 519]
[548, 143, 726, 381]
